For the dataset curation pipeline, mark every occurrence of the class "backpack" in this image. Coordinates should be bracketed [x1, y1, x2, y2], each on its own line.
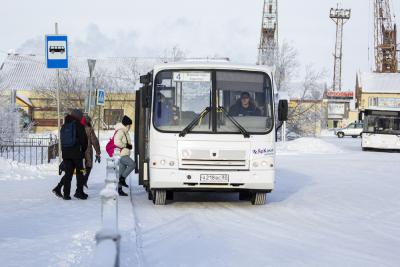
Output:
[106, 130, 119, 157]
[106, 130, 129, 157]
[60, 121, 77, 148]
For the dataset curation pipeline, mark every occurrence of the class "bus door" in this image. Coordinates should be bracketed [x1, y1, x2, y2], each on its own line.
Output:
[136, 73, 152, 188]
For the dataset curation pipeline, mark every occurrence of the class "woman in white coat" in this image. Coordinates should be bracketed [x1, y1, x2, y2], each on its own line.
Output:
[114, 115, 135, 196]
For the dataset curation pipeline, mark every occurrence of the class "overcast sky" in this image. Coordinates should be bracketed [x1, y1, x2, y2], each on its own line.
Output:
[1, 0, 400, 90]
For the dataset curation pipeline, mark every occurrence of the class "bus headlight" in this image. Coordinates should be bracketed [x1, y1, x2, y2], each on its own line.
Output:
[160, 160, 166, 165]
[169, 161, 175, 166]
[252, 158, 274, 169]
[261, 161, 268, 167]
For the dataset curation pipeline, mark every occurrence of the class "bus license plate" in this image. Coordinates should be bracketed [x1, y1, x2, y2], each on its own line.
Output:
[200, 174, 229, 184]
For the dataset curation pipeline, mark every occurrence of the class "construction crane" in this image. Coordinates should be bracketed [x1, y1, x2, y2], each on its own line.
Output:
[330, 7, 351, 92]
[257, 0, 278, 66]
[374, 0, 398, 73]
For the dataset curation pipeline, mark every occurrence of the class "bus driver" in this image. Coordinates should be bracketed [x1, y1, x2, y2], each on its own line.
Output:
[228, 92, 261, 117]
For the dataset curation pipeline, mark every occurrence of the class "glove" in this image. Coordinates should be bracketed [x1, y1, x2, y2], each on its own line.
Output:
[95, 155, 101, 163]
[126, 144, 133, 150]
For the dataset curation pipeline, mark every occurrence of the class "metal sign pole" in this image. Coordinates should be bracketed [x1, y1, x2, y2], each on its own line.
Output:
[55, 22, 62, 163]
[97, 92, 101, 140]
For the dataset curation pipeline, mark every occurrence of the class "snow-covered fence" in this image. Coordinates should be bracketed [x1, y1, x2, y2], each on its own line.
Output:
[0, 135, 58, 165]
[91, 158, 121, 267]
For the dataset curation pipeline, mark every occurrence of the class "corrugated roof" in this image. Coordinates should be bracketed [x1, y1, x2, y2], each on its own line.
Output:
[359, 72, 400, 93]
[0, 54, 154, 91]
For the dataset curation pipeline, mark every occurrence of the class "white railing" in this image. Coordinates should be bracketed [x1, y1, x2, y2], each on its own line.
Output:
[91, 158, 121, 267]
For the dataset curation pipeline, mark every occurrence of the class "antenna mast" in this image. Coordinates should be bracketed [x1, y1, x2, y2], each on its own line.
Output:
[257, 0, 278, 66]
[330, 6, 351, 92]
[374, 0, 398, 72]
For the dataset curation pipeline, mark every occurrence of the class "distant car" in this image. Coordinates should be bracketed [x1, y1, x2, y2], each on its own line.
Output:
[335, 123, 364, 138]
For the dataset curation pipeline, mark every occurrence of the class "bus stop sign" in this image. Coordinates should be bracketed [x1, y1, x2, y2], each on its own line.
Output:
[46, 35, 68, 69]
[97, 89, 105, 106]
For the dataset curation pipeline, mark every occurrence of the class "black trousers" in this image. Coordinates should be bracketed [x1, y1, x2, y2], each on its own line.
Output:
[58, 158, 85, 197]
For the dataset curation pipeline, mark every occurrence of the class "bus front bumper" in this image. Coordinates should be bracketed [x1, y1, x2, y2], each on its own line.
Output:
[149, 168, 275, 191]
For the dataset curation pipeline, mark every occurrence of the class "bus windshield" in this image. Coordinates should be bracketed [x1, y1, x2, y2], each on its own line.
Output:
[364, 114, 400, 135]
[153, 70, 273, 134]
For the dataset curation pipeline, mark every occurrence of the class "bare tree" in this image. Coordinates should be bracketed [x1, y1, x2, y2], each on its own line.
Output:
[161, 45, 186, 63]
[287, 65, 327, 137]
[275, 41, 299, 92]
[33, 67, 86, 115]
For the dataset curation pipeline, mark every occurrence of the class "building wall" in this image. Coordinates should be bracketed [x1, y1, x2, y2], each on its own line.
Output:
[16, 90, 136, 133]
[358, 92, 400, 111]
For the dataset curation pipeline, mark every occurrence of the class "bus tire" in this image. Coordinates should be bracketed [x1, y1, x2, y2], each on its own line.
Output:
[239, 191, 250, 201]
[153, 189, 167, 205]
[251, 192, 267, 205]
[166, 190, 174, 201]
[148, 190, 153, 200]
[352, 136, 358, 138]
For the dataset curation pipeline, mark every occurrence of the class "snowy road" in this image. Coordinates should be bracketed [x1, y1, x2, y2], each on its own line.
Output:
[0, 137, 399, 267]
[124, 137, 400, 267]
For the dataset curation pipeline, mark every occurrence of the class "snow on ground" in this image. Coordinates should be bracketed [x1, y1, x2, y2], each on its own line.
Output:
[0, 132, 135, 267]
[277, 137, 343, 155]
[1, 135, 400, 267]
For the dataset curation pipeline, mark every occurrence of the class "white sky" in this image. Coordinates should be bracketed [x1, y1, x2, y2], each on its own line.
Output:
[1, 0, 400, 90]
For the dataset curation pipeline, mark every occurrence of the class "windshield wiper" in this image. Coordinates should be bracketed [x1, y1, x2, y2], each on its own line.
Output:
[218, 106, 250, 138]
[179, 107, 211, 137]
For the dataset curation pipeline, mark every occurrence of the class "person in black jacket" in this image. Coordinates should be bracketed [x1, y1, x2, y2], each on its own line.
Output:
[228, 92, 262, 117]
[52, 109, 88, 200]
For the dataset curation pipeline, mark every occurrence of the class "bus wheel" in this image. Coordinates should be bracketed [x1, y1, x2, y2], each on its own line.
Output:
[352, 136, 358, 138]
[337, 132, 344, 138]
[166, 191, 174, 201]
[153, 189, 167, 205]
[148, 190, 153, 200]
[251, 192, 267, 205]
[239, 191, 250, 201]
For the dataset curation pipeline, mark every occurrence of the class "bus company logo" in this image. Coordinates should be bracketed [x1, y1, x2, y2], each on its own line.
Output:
[253, 148, 274, 155]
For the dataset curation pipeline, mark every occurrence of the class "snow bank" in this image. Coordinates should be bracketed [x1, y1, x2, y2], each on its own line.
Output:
[277, 137, 342, 155]
[0, 157, 57, 181]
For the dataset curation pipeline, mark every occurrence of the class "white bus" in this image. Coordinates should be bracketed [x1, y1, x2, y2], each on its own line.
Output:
[362, 107, 400, 151]
[134, 62, 287, 205]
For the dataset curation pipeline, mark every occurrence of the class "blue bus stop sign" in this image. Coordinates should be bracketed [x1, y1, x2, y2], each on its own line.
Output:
[46, 35, 68, 69]
[97, 89, 105, 106]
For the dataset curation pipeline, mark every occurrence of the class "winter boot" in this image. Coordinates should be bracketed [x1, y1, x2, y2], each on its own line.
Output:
[63, 196, 72, 200]
[74, 191, 88, 200]
[119, 176, 129, 188]
[52, 186, 63, 199]
[118, 187, 128, 196]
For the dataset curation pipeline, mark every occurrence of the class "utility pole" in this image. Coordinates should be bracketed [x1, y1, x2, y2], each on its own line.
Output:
[87, 59, 96, 115]
[330, 6, 351, 92]
[55, 22, 62, 163]
[257, 0, 278, 66]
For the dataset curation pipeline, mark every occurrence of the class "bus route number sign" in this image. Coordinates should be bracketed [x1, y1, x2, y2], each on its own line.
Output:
[173, 72, 211, 82]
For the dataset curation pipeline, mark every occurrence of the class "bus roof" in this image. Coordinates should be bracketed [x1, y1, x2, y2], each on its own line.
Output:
[365, 106, 400, 112]
[153, 61, 274, 74]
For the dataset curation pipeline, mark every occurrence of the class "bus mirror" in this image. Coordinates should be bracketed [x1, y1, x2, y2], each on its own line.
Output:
[278, 100, 288, 122]
[140, 73, 152, 84]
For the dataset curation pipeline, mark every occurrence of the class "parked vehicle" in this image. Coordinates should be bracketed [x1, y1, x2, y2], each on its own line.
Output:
[135, 62, 287, 205]
[335, 122, 363, 138]
[362, 107, 400, 151]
